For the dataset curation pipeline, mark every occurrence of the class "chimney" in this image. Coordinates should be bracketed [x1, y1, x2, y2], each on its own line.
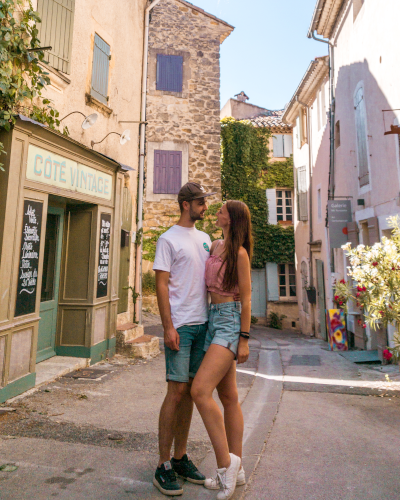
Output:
[234, 91, 249, 103]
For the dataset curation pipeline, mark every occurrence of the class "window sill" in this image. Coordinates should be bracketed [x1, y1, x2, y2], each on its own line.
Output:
[278, 220, 293, 227]
[85, 93, 113, 117]
[39, 62, 71, 92]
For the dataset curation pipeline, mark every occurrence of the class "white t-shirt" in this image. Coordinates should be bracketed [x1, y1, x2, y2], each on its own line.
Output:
[153, 225, 211, 329]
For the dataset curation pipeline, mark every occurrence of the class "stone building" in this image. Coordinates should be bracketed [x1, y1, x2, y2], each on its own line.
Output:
[142, 0, 234, 262]
[221, 94, 298, 329]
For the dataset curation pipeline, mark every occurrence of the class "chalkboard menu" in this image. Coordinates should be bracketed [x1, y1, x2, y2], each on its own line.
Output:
[15, 200, 43, 317]
[97, 213, 111, 298]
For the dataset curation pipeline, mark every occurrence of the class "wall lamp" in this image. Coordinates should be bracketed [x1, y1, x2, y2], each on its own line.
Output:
[91, 129, 131, 149]
[60, 111, 98, 130]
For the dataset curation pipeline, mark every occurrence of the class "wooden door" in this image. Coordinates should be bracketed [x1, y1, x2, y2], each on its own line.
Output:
[37, 207, 64, 362]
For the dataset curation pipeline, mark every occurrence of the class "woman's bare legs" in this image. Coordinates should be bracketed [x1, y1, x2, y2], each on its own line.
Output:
[217, 360, 243, 459]
[191, 344, 235, 469]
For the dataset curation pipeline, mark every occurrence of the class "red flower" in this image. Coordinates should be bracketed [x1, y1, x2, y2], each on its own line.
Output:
[356, 302, 361, 307]
[392, 267, 395, 271]
[383, 349, 393, 361]
[380, 311, 384, 316]
[339, 301, 343, 305]
[358, 319, 362, 325]
[334, 295, 339, 301]
[362, 286, 367, 292]
[362, 324, 367, 329]
[356, 292, 360, 297]
[389, 305, 393, 309]
[340, 279, 346, 284]
[372, 262, 378, 267]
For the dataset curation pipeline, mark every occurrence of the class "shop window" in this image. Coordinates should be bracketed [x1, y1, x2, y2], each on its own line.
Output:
[156, 54, 183, 92]
[276, 189, 293, 222]
[36, 0, 75, 75]
[91, 34, 111, 105]
[278, 263, 296, 298]
[154, 150, 182, 194]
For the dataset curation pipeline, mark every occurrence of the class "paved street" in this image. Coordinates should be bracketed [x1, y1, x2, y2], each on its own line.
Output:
[1, 322, 400, 499]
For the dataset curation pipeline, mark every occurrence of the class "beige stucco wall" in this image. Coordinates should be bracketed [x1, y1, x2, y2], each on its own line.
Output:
[31, 0, 147, 325]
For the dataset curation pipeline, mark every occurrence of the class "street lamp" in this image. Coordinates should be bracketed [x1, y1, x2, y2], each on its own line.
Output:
[90, 129, 131, 149]
[60, 111, 98, 130]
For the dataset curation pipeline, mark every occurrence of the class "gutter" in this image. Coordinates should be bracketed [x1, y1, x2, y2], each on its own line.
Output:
[135, 0, 162, 325]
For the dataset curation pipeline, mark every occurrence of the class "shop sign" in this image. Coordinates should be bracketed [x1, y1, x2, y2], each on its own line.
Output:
[328, 200, 352, 249]
[15, 200, 43, 317]
[26, 145, 113, 201]
[97, 213, 111, 298]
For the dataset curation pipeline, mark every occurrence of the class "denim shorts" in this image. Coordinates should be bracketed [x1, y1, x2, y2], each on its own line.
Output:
[204, 302, 241, 357]
[165, 323, 208, 383]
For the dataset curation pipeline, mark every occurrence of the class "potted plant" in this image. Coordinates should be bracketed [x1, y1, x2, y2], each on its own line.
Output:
[337, 216, 400, 369]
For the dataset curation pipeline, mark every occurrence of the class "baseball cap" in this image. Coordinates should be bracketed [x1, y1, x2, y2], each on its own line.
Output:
[178, 182, 217, 203]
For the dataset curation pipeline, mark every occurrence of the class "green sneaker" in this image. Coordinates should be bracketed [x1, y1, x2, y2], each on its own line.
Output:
[171, 454, 206, 484]
[153, 461, 183, 496]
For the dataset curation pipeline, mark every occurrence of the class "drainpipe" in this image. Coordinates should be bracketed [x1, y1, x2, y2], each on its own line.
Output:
[135, 0, 162, 325]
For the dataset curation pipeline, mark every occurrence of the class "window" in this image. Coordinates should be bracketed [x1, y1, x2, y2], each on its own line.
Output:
[301, 261, 308, 313]
[335, 120, 341, 149]
[273, 135, 293, 158]
[354, 85, 369, 188]
[156, 55, 183, 92]
[36, 0, 75, 74]
[153, 150, 182, 194]
[278, 264, 296, 298]
[91, 34, 110, 105]
[297, 166, 308, 221]
[296, 110, 306, 148]
[276, 190, 293, 222]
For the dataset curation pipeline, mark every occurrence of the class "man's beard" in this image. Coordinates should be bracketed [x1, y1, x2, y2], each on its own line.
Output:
[189, 207, 204, 222]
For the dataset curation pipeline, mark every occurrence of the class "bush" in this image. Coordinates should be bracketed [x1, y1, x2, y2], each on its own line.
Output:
[268, 311, 286, 330]
[142, 271, 156, 295]
[251, 316, 258, 324]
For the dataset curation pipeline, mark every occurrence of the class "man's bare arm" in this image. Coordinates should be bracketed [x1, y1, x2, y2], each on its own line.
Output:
[155, 270, 180, 351]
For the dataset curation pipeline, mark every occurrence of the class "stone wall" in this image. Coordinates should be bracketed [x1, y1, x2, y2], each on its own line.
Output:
[143, 0, 232, 235]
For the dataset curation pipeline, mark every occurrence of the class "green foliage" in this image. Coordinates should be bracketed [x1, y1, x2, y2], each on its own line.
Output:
[260, 155, 294, 189]
[250, 315, 258, 324]
[220, 117, 295, 268]
[268, 311, 286, 330]
[142, 271, 156, 295]
[0, 0, 63, 170]
[142, 225, 172, 262]
[195, 202, 222, 241]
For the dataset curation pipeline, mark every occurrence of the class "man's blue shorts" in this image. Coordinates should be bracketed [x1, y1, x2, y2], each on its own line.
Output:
[165, 323, 208, 383]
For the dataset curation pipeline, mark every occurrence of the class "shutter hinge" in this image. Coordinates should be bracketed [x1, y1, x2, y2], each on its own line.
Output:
[109, 55, 112, 61]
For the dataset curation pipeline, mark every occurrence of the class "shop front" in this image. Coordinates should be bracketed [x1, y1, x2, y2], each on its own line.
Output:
[0, 117, 125, 403]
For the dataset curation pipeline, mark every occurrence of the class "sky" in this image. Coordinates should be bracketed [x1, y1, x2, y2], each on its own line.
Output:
[191, 0, 328, 111]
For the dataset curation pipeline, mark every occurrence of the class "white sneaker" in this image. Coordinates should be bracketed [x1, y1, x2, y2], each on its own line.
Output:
[216, 453, 241, 500]
[204, 466, 245, 490]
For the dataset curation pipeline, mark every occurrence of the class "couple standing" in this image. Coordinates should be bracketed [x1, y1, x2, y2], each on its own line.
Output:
[152, 182, 253, 500]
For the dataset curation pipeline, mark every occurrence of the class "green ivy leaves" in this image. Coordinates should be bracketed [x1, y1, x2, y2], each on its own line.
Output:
[221, 117, 295, 268]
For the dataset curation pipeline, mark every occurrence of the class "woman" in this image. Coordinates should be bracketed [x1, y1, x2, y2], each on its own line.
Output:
[191, 200, 253, 500]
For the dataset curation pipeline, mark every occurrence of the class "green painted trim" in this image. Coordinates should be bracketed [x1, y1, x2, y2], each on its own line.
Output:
[0, 373, 36, 404]
[89, 339, 109, 365]
[108, 337, 116, 349]
[55, 345, 90, 358]
[36, 347, 57, 364]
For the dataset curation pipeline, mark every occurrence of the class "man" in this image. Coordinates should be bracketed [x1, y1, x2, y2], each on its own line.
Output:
[152, 182, 216, 496]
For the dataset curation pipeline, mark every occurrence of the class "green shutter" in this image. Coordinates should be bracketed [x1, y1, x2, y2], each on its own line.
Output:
[91, 34, 111, 105]
[37, 0, 75, 75]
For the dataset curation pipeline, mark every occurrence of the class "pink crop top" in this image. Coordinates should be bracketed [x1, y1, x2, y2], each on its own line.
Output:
[205, 243, 239, 297]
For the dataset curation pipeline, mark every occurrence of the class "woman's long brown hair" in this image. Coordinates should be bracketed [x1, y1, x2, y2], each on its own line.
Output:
[219, 200, 253, 291]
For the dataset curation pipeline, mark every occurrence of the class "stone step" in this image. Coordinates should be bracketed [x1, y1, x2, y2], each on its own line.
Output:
[116, 322, 144, 353]
[124, 334, 160, 359]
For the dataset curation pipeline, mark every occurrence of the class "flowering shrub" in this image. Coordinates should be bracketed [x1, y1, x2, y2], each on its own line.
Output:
[335, 216, 400, 361]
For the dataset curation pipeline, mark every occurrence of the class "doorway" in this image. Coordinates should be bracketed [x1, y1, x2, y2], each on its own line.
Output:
[316, 259, 327, 341]
[36, 206, 64, 363]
